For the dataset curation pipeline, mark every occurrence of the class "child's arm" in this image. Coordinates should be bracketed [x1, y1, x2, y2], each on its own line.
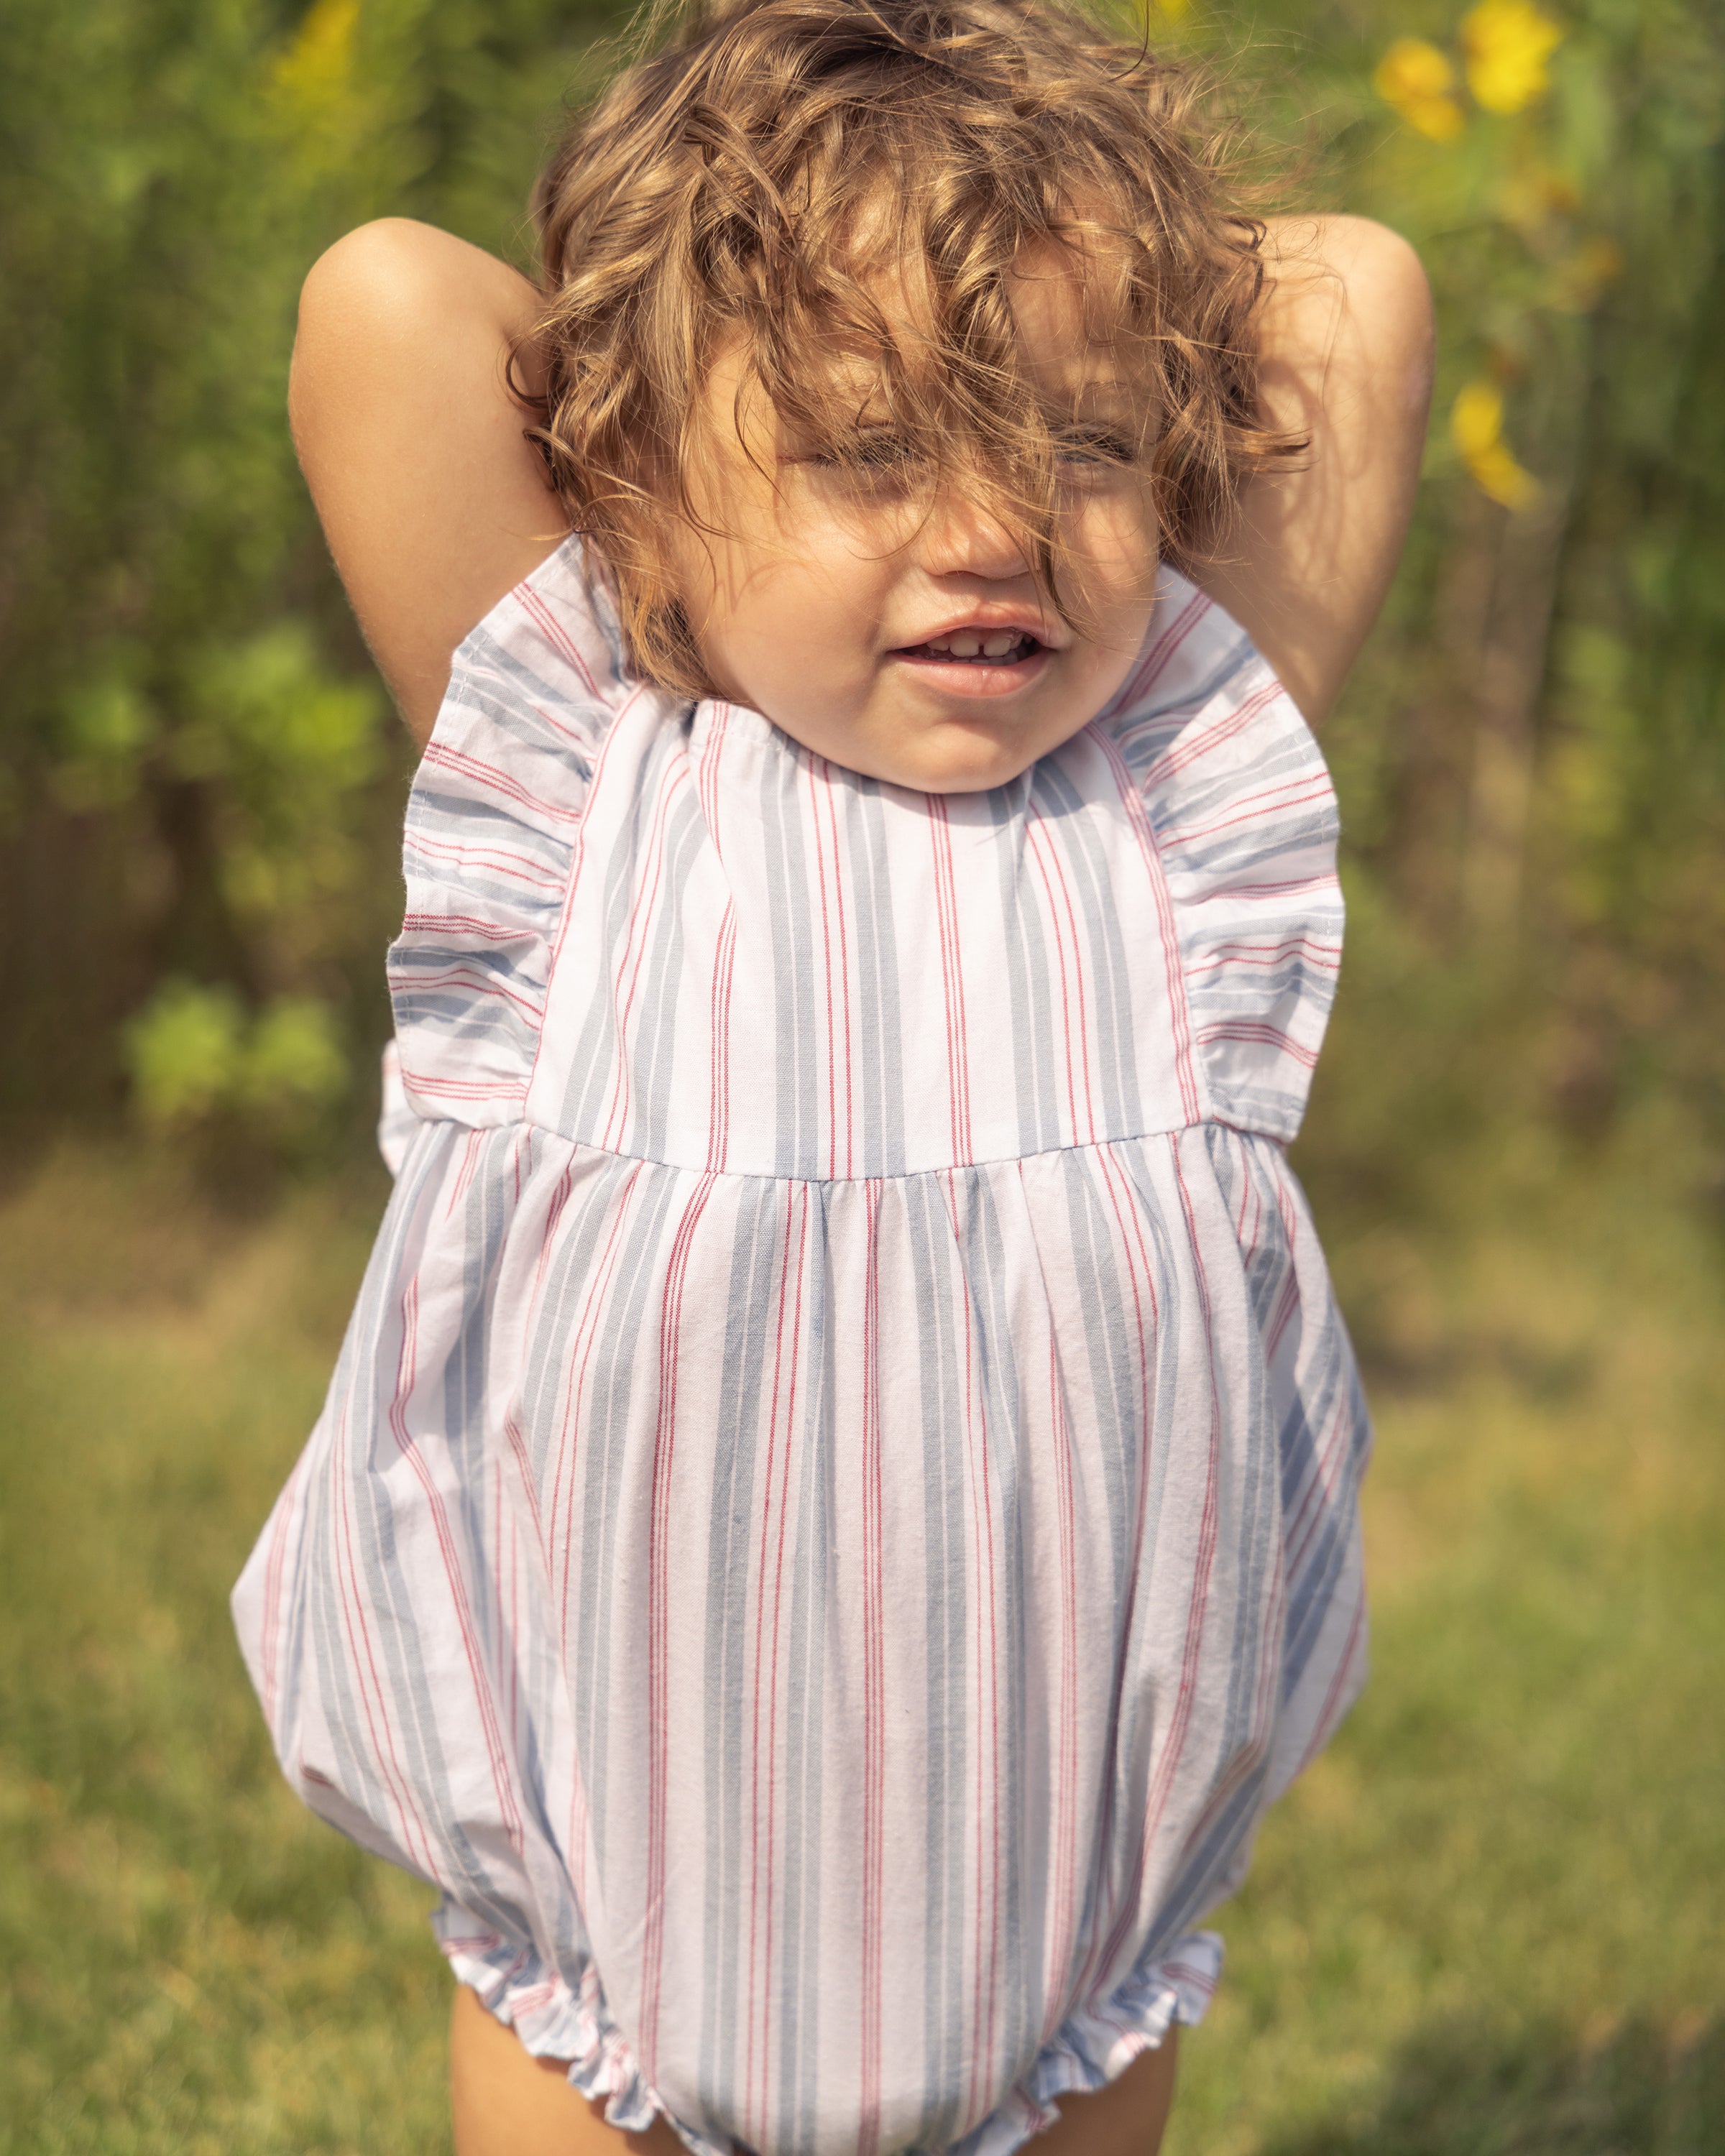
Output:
[290, 215, 1429, 742]
[1191, 215, 1435, 724]
[288, 218, 568, 745]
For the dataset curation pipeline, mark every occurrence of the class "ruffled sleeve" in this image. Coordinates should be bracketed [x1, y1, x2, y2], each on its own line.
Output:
[386, 539, 636, 1128]
[1103, 571, 1345, 1143]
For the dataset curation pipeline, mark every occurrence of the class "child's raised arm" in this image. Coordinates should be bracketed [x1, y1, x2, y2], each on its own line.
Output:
[1192, 215, 1435, 725]
[288, 218, 569, 745]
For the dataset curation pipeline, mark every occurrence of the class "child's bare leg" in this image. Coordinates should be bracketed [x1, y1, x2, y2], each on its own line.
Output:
[1033, 2034, 1179, 2156]
[450, 1984, 684, 2156]
[452, 1982, 1178, 2156]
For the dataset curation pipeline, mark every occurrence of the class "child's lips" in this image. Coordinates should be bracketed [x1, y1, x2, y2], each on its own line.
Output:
[886, 643, 1053, 699]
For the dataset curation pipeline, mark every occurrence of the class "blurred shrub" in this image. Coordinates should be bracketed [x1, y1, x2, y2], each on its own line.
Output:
[126, 980, 349, 1138]
[1169, 0, 1725, 1223]
[126, 982, 249, 1128]
[0, 0, 621, 1138]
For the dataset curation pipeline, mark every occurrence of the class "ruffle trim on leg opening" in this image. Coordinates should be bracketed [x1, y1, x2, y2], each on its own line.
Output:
[436, 1908, 729, 2156]
[440, 1907, 1220, 2156]
[952, 1930, 1224, 2156]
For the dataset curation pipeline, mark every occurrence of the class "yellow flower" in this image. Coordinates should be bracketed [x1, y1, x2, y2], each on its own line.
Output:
[274, 0, 359, 101]
[1374, 37, 1467, 141]
[1461, 0, 1563, 116]
[1451, 381, 1540, 510]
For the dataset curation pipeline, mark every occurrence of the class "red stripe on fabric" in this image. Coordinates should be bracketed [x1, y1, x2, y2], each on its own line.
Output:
[1144, 681, 1281, 790]
[1047, 1329, 1081, 2035]
[1024, 801, 1098, 1146]
[400, 911, 547, 944]
[1090, 725, 1203, 1125]
[550, 1163, 647, 1628]
[386, 1272, 528, 1862]
[397, 1077, 526, 1111]
[1159, 773, 1336, 850]
[1184, 935, 1342, 980]
[1141, 1146, 1224, 1840]
[943, 1171, 1001, 2118]
[1070, 1139, 1162, 1998]
[1112, 586, 1212, 709]
[928, 800, 974, 1163]
[397, 962, 545, 1023]
[501, 1411, 549, 1567]
[700, 709, 737, 1174]
[707, 906, 738, 1173]
[638, 1168, 720, 2078]
[407, 830, 567, 895]
[1269, 1166, 1356, 1579]
[1195, 882, 1338, 917]
[809, 756, 843, 1180]
[758, 1185, 809, 2144]
[257, 1449, 308, 1726]
[857, 1179, 886, 2156]
[1095, 1137, 1223, 1982]
[513, 577, 602, 699]
[523, 687, 650, 1111]
[812, 758, 857, 1179]
[1197, 1021, 1320, 1070]
[332, 1295, 440, 1880]
[421, 740, 586, 826]
[599, 753, 691, 1153]
[746, 1184, 806, 2147]
[699, 705, 730, 858]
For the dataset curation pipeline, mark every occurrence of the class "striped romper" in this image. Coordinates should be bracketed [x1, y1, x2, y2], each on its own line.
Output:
[233, 536, 1371, 2156]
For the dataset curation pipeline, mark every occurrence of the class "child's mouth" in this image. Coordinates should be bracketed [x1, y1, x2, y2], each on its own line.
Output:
[895, 630, 1044, 665]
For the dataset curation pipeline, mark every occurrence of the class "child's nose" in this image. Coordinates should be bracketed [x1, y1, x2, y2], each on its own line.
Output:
[916, 494, 1029, 581]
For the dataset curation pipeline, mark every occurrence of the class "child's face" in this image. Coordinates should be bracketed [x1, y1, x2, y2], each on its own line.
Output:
[670, 246, 1159, 793]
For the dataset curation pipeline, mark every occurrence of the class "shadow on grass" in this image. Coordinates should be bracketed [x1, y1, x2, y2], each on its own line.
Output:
[1260, 2015, 1723, 2156]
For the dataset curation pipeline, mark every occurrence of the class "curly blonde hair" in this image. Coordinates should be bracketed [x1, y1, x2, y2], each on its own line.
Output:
[520, 0, 1285, 694]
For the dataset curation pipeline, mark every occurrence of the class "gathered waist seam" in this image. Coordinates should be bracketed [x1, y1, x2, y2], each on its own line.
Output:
[406, 1107, 1284, 1185]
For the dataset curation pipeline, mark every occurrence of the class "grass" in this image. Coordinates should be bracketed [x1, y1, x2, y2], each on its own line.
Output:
[1, 1141, 1721, 2155]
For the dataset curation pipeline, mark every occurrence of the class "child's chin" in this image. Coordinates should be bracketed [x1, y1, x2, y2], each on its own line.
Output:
[862, 733, 1040, 794]
[901, 713, 1087, 795]
[774, 707, 1069, 795]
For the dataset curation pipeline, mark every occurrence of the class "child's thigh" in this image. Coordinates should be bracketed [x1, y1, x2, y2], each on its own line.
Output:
[1034, 2035, 1179, 2156]
[448, 1984, 1178, 2156]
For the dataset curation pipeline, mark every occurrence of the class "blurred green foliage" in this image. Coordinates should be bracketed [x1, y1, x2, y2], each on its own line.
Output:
[0, 0, 620, 1140]
[1153, 0, 1725, 1237]
[124, 981, 347, 1134]
[0, 0, 1721, 1196]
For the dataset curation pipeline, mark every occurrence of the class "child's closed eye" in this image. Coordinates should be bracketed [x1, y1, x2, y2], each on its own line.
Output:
[800, 432, 925, 479]
[800, 428, 1138, 475]
[1054, 426, 1140, 474]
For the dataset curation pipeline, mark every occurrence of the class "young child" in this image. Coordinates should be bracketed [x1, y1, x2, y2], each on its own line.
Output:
[233, 4, 1432, 2154]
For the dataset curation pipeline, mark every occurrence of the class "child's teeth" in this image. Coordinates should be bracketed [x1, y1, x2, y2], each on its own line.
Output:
[914, 630, 1034, 661]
